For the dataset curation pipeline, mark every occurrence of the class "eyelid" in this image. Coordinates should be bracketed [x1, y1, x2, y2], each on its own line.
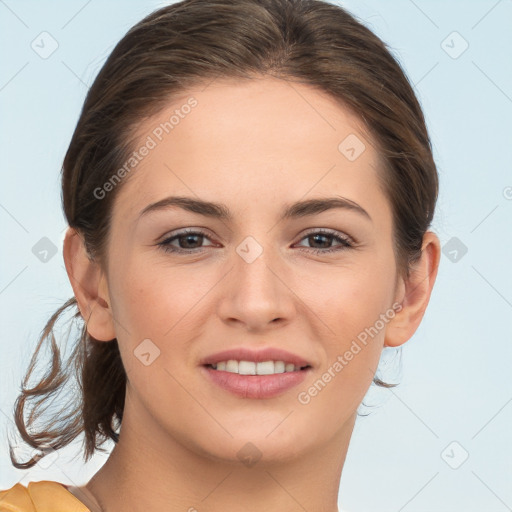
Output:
[157, 226, 356, 255]
[299, 227, 355, 245]
[157, 227, 354, 245]
[157, 227, 215, 243]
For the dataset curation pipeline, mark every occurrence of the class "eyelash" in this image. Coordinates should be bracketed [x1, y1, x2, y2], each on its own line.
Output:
[157, 228, 354, 255]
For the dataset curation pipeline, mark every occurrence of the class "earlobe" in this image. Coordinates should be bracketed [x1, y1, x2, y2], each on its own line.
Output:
[62, 227, 116, 342]
[384, 231, 441, 348]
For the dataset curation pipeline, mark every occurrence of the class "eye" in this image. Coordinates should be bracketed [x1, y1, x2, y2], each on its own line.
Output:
[156, 228, 354, 255]
[294, 229, 353, 254]
[157, 228, 215, 254]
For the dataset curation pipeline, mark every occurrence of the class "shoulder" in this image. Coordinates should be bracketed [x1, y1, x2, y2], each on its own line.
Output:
[0, 480, 91, 511]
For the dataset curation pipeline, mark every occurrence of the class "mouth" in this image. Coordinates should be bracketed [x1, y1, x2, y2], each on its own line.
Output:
[199, 347, 313, 399]
[200, 360, 312, 399]
[204, 360, 312, 375]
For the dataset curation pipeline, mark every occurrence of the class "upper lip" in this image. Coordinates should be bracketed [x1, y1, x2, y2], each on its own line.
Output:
[199, 347, 312, 368]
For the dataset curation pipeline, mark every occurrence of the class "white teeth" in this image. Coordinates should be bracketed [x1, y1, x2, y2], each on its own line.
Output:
[274, 361, 285, 373]
[239, 361, 256, 375]
[225, 360, 239, 373]
[210, 359, 304, 375]
[256, 361, 275, 375]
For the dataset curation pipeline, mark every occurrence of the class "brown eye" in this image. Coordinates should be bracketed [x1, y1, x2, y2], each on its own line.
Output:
[157, 229, 214, 253]
[295, 230, 353, 254]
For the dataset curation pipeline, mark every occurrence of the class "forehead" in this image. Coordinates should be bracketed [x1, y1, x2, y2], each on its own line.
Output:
[114, 76, 389, 225]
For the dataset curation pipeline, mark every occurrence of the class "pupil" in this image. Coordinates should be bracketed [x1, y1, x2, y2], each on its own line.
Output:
[182, 234, 201, 248]
[311, 234, 329, 248]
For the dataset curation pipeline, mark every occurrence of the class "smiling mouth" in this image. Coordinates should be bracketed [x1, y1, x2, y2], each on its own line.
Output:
[204, 360, 311, 375]
[201, 359, 312, 399]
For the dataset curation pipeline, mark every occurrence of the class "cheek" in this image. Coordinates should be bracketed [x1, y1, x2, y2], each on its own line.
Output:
[308, 254, 396, 340]
[297, 300, 390, 430]
[108, 257, 220, 350]
[298, 252, 396, 405]
[107, 260, 211, 402]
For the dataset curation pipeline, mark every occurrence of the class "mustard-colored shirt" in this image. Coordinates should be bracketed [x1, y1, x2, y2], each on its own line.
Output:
[0, 481, 92, 512]
[1, 480, 353, 511]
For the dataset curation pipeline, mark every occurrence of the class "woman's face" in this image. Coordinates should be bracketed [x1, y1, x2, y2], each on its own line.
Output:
[99, 77, 403, 464]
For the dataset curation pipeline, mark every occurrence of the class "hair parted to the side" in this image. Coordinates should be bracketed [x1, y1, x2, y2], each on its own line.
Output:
[9, 0, 438, 469]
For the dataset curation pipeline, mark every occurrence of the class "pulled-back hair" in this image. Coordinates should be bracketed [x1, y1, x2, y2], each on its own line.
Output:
[9, 0, 437, 469]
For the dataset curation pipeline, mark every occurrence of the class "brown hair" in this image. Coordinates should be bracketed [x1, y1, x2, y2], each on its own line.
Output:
[9, 0, 437, 469]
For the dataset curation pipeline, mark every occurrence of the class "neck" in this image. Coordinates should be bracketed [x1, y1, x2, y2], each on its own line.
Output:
[83, 395, 356, 512]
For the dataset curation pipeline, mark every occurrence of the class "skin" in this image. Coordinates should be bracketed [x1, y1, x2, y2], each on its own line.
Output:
[63, 76, 440, 512]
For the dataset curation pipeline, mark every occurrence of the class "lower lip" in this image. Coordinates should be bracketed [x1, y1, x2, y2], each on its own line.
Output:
[201, 365, 311, 399]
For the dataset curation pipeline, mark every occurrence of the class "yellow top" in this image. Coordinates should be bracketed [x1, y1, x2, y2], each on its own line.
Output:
[0, 481, 91, 512]
[1, 480, 352, 511]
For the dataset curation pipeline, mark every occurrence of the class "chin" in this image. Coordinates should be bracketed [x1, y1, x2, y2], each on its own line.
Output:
[190, 415, 325, 467]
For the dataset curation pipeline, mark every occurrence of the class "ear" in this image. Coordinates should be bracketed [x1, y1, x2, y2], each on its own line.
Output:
[384, 231, 441, 347]
[62, 226, 116, 342]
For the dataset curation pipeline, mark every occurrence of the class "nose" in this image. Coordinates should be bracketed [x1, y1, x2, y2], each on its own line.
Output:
[216, 243, 295, 332]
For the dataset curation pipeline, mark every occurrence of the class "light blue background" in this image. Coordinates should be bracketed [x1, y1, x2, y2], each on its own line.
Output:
[1, 1, 511, 511]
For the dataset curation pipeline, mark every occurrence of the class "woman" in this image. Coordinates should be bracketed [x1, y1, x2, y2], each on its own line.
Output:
[0, 0, 440, 510]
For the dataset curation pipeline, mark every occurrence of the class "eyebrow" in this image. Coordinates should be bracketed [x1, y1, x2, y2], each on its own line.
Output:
[138, 195, 372, 222]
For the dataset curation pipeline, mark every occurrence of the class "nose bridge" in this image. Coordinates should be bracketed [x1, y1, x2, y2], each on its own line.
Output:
[235, 234, 282, 299]
[218, 234, 293, 328]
